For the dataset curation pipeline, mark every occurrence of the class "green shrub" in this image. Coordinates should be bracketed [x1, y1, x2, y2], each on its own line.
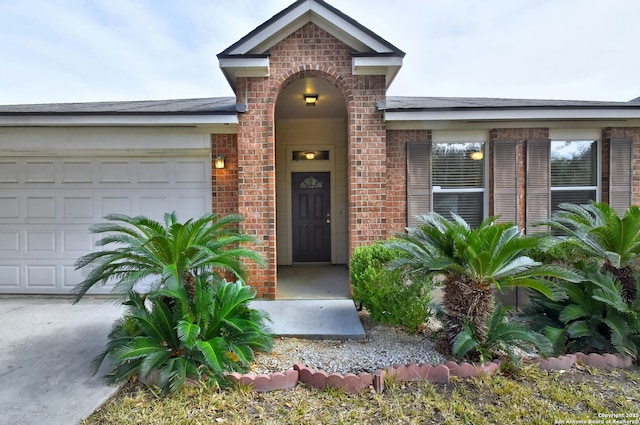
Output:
[95, 276, 272, 394]
[453, 302, 552, 367]
[525, 263, 640, 360]
[350, 241, 432, 332]
[74, 212, 272, 394]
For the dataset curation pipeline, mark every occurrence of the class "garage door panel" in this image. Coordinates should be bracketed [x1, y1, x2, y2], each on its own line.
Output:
[63, 231, 93, 252]
[62, 161, 94, 183]
[176, 160, 208, 183]
[63, 196, 93, 219]
[100, 161, 131, 183]
[26, 231, 56, 252]
[26, 196, 56, 218]
[139, 161, 170, 183]
[0, 155, 211, 294]
[0, 197, 19, 219]
[25, 161, 55, 183]
[100, 196, 132, 217]
[0, 161, 19, 182]
[26, 265, 57, 288]
[0, 231, 19, 252]
[0, 266, 20, 288]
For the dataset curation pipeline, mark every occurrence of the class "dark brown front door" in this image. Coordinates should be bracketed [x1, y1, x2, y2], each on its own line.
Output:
[292, 172, 331, 262]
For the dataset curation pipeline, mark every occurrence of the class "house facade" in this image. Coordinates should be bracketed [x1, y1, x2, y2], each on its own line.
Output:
[1, 0, 640, 297]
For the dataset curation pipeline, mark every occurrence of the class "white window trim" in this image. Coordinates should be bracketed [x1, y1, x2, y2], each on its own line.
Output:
[549, 139, 601, 204]
[431, 141, 488, 224]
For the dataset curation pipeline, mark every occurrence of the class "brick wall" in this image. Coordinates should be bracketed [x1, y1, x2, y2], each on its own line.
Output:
[230, 22, 387, 298]
[211, 133, 239, 216]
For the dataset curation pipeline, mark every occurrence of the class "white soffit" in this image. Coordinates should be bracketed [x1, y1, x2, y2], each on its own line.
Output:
[352, 55, 403, 85]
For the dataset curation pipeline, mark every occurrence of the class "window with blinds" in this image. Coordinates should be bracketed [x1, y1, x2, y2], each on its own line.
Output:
[550, 140, 597, 211]
[432, 142, 485, 227]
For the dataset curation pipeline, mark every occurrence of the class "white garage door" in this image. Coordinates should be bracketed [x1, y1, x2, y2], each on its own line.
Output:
[0, 156, 211, 294]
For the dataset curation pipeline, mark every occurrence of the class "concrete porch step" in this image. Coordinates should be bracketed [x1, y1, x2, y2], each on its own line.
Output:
[249, 299, 366, 340]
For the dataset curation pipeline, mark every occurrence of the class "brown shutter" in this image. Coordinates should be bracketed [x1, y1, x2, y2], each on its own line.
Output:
[526, 139, 550, 233]
[493, 140, 518, 224]
[609, 138, 633, 214]
[407, 141, 431, 228]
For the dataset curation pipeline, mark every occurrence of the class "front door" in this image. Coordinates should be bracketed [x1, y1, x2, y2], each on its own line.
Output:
[291, 172, 331, 262]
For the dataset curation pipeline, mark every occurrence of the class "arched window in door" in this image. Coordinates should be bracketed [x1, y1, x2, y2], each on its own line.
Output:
[299, 176, 324, 189]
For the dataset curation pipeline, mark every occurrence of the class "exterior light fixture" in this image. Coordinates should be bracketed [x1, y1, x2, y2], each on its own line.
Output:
[469, 151, 484, 161]
[304, 152, 316, 160]
[303, 94, 318, 106]
[214, 155, 225, 169]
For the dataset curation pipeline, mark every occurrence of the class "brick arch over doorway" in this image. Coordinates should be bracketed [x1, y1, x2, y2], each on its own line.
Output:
[226, 22, 389, 299]
[273, 68, 354, 105]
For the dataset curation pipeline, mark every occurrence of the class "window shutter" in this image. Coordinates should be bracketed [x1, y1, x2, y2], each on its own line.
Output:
[493, 140, 518, 224]
[610, 138, 633, 214]
[526, 139, 550, 233]
[407, 142, 431, 228]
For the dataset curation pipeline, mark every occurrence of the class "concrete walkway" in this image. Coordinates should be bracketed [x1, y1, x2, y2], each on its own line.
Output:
[0, 295, 364, 424]
[250, 299, 365, 340]
[0, 297, 124, 425]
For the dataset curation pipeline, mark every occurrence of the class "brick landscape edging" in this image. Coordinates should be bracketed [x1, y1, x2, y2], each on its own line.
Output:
[225, 352, 635, 394]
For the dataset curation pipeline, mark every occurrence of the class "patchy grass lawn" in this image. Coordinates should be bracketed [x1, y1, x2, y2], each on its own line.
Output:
[83, 364, 640, 425]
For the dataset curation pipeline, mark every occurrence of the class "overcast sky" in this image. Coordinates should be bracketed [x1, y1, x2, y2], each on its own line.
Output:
[1, 0, 638, 105]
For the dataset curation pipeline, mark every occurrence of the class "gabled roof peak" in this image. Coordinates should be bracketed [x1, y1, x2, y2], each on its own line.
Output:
[218, 0, 404, 57]
[217, 0, 404, 91]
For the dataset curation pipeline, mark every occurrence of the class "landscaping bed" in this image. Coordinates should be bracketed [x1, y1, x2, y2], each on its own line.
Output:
[83, 310, 640, 425]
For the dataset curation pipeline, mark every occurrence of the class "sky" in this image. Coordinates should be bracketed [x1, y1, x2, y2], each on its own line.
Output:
[0, 0, 638, 105]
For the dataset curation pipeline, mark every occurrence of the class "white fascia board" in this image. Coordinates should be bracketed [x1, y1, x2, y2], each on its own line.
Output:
[218, 57, 270, 76]
[352, 56, 403, 74]
[0, 114, 238, 127]
[227, 3, 311, 54]
[383, 108, 640, 122]
[227, 0, 393, 55]
[308, 3, 393, 52]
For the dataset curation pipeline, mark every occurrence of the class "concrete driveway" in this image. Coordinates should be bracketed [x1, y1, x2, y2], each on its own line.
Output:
[0, 297, 124, 425]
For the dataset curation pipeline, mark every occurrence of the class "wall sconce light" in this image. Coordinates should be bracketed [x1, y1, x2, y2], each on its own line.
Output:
[303, 94, 318, 106]
[304, 152, 316, 160]
[214, 155, 225, 169]
[469, 151, 484, 161]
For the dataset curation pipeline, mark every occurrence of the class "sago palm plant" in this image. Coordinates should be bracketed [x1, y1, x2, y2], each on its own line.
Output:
[73, 212, 263, 302]
[452, 303, 552, 366]
[94, 275, 272, 394]
[387, 213, 580, 356]
[74, 212, 272, 394]
[541, 202, 640, 304]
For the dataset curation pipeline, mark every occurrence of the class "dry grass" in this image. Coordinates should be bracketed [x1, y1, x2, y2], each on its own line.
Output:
[83, 364, 640, 425]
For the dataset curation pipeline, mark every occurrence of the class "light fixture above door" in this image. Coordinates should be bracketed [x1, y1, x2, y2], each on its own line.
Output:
[303, 94, 318, 106]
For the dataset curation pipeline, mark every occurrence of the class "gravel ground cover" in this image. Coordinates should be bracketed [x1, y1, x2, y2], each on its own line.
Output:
[250, 310, 445, 375]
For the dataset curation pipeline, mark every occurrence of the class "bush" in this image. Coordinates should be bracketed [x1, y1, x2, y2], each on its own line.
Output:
[452, 302, 552, 367]
[525, 263, 640, 360]
[95, 276, 272, 394]
[74, 212, 272, 394]
[350, 241, 432, 333]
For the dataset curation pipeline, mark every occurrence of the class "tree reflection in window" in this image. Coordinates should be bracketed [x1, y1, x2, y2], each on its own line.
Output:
[299, 176, 323, 189]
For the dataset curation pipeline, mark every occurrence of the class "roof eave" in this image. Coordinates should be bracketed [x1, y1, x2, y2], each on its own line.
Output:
[382, 107, 640, 122]
[352, 54, 403, 89]
[218, 56, 271, 92]
[0, 113, 239, 128]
